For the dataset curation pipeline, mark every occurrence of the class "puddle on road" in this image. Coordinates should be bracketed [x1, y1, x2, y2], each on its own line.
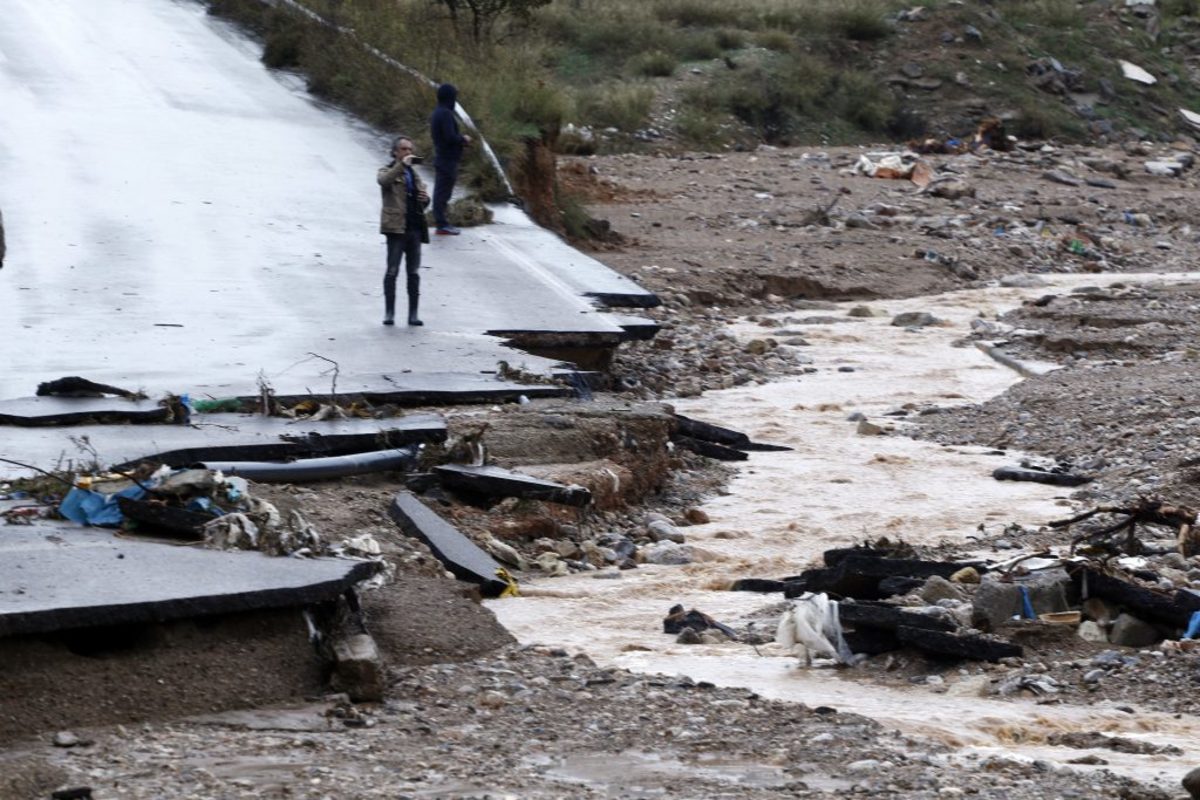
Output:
[491, 273, 1200, 789]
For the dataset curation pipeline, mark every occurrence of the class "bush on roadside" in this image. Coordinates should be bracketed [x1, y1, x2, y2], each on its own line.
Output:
[753, 29, 794, 52]
[628, 50, 677, 77]
[576, 84, 655, 132]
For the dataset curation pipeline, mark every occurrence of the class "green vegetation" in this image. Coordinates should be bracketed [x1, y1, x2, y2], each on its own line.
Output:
[207, 0, 1200, 231]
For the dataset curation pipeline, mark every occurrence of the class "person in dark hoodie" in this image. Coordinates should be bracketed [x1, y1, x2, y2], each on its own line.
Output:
[377, 136, 430, 326]
[429, 83, 472, 236]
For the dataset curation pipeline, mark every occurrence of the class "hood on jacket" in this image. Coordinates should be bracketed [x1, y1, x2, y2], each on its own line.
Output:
[436, 83, 457, 108]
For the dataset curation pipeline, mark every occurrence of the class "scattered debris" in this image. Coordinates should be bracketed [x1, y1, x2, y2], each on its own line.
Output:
[1119, 59, 1157, 84]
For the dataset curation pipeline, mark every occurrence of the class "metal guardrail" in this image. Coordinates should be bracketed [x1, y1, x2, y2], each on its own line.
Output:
[257, 0, 516, 198]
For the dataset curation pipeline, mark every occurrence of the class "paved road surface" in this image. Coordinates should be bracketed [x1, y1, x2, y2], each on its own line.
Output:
[0, 0, 651, 402]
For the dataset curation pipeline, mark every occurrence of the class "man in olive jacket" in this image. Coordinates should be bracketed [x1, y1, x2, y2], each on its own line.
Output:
[377, 136, 430, 325]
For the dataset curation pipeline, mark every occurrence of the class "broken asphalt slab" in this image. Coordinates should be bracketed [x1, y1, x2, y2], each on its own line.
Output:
[0, 522, 379, 638]
[0, 414, 447, 480]
[387, 491, 509, 597]
[433, 463, 593, 507]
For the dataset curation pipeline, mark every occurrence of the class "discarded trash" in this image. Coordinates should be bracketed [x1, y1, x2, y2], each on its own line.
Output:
[59, 483, 148, 527]
[1119, 60, 1156, 85]
[776, 593, 853, 666]
[192, 397, 243, 413]
[1185, 610, 1200, 640]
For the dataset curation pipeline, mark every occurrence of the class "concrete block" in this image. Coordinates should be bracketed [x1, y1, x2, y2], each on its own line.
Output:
[971, 570, 1073, 631]
[331, 633, 384, 703]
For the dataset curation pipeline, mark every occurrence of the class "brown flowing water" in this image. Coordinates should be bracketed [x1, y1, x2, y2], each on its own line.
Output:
[491, 273, 1200, 789]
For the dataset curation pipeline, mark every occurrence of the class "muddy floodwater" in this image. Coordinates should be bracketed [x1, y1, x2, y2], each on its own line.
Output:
[490, 272, 1200, 790]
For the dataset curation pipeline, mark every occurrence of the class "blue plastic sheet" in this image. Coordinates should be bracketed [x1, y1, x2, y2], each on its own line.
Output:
[1184, 610, 1200, 640]
[1018, 585, 1037, 620]
[59, 484, 148, 527]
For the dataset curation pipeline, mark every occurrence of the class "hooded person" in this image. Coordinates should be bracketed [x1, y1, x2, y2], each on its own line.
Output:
[376, 136, 430, 326]
[429, 83, 472, 235]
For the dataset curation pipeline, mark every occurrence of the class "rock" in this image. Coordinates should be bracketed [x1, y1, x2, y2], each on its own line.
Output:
[535, 551, 570, 576]
[52, 731, 81, 748]
[1145, 160, 1183, 177]
[484, 536, 526, 570]
[847, 305, 879, 317]
[950, 566, 981, 584]
[647, 519, 685, 543]
[856, 419, 885, 436]
[929, 179, 975, 199]
[1109, 613, 1160, 648]
[1078, 620, 1107, 643]
[999, 273, 1048, 288]
[891, 311, 939, 327]
[1084, 668, 1105, 684]
[964, 24, 982, 42]
[1042, 170, 1081, 186]
[684, 508, 710, 525]
[745, 339, 770, 355]
[676, 628, 702, 644]
[640, 541, 694, 565]
[920, 575, 968, 603]
[1182, 766, 1200, 799]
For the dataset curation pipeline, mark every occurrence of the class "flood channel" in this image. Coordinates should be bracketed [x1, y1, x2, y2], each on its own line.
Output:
[490, 272, 1200, 790]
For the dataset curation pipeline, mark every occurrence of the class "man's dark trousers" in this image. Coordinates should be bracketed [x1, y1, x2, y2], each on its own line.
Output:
[432, 160, 459, 229]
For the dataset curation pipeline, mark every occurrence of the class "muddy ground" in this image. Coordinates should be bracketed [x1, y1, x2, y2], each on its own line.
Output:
[8, 140, 1200, 798]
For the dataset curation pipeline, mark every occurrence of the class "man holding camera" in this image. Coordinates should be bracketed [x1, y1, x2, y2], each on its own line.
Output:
[377, 136, 430, 326]
[429, 83, 471, 236]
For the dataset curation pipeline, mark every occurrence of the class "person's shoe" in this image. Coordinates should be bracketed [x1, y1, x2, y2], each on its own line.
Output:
[383, 316, 395, 326]
[435, 226, 461, 236]
[407, 313, 424, 326]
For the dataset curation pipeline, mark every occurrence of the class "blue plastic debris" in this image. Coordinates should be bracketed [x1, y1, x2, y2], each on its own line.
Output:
[1184, 610, 1200, 640]
[59, 484, 148, 527]
[1019, 585, 1037, 620]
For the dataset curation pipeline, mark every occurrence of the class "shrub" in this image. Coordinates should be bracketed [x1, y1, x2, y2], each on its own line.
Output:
[833, 0, 892, 41]
[831, 70, 894, 132]
[628, 50, 678, 77]
[676, 30, 723, 61]
[654, 0, 743, 28]
[674, 107, 726, 147]
[754, 28, 794, 52]
[577, 84, 655, 131]
[1005, 0, 1083, 29]
[715, 27, 746, 50]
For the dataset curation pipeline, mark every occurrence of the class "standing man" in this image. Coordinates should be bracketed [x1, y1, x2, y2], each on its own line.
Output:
[429, 83, 471, 236]
[0, 206, 6, 269]
[377, 136, 430, 326]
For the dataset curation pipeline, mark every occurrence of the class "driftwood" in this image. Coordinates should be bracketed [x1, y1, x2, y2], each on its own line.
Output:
[838, 602, 956, 633]
[895, 626, 1022, 662]
[1050, 498, 1199, 557]
[37, 376, 145, 399]
[785, 555, 980, 600]
[1066, 563, 1200, 628]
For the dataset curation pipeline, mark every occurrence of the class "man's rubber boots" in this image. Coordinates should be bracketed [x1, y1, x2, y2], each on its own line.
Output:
[383, 286, 396, 326]
[407, 274, 423, 326]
